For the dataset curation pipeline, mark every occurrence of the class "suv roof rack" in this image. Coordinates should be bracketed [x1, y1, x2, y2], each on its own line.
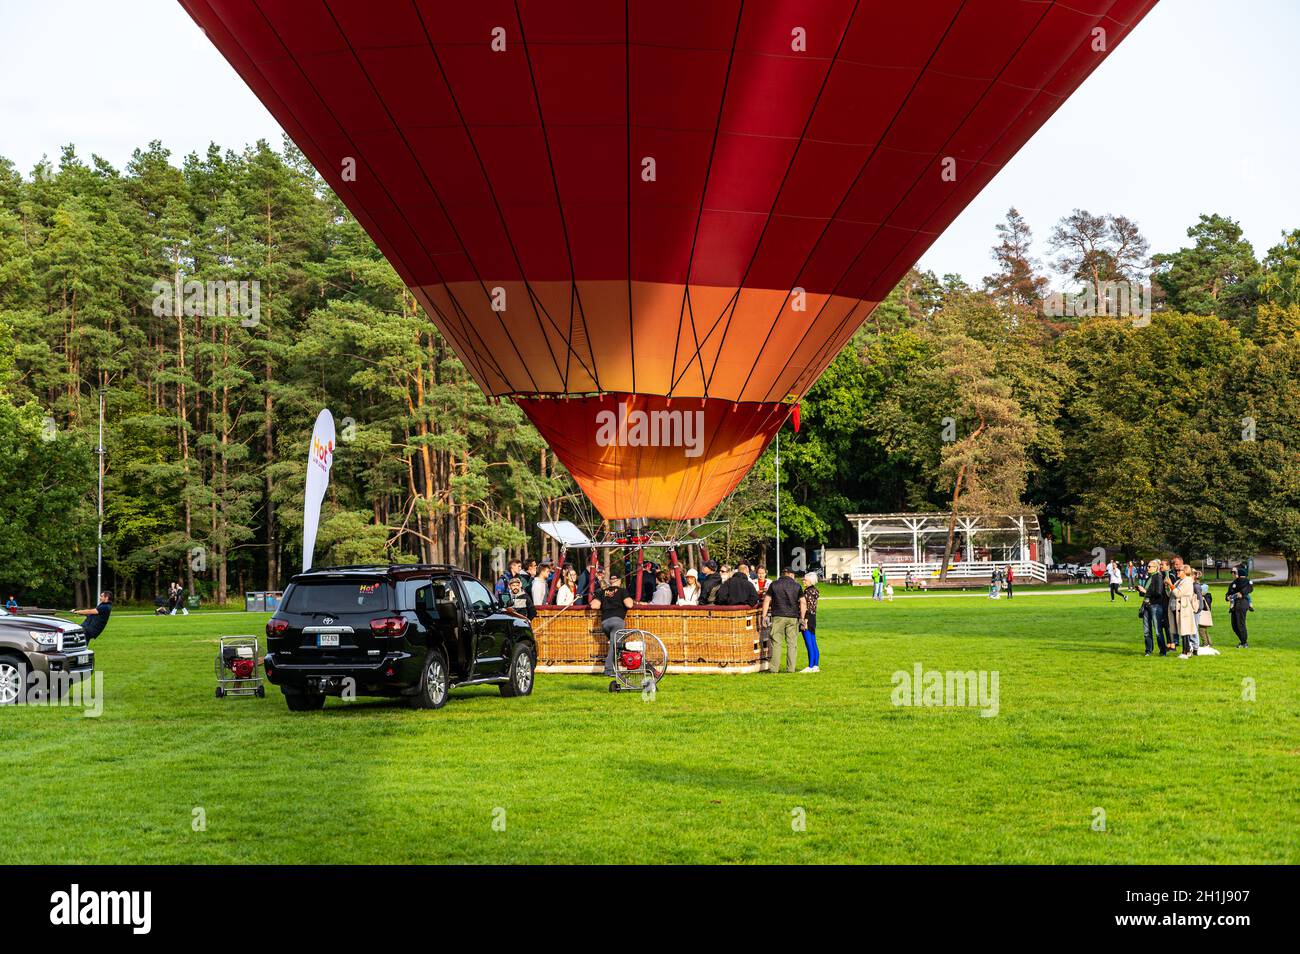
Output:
[295, 563, 463, 574]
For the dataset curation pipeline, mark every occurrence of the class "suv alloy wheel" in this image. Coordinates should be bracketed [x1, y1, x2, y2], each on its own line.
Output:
[0, 655, 23, 705]
[411, 646, 449, 709]
[500, 644, 534, 698]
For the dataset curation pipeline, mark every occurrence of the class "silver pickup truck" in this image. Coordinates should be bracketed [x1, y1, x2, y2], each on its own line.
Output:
[0, 607, 95, 704]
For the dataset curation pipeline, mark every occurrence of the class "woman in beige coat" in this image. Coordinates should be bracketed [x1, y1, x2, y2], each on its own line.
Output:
[1174, 565, 1200, 657]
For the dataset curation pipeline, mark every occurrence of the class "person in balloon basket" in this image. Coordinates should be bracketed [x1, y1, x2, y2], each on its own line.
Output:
[574, 564, 606, 605]
[530, 559, 552, 606]
[698, 560, 723, 605]
[762, 567, 806, 673]
[680, 568, 702, 605]
[495, 559, 523, 598]
[715, 562, 759, 607]
[590, 575, 634, 677]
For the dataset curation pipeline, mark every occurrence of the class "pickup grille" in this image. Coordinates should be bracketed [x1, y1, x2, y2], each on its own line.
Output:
[61, 631, 87, 650]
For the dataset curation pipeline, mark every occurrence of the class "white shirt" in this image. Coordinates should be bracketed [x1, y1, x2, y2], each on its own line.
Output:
[531, 575, 549, 605]
[1108, 564, 1122, 584]
[555, 584, 574, 607]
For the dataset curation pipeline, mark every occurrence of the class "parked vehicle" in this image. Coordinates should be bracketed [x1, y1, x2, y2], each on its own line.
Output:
[263, 565, 536, 711]
[0, 606, 95, 705]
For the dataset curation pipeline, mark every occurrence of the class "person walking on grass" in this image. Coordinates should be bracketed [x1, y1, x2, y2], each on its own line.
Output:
[1107, 559, 1128, 602]
[762, 567, 805, 673]
[799, 572, 821, 673]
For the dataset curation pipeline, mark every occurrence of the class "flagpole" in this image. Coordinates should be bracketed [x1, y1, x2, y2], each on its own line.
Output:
[96, 387, 105, 599]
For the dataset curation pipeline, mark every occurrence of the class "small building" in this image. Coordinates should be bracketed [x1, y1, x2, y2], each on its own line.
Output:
[842, 512, 1049, 584]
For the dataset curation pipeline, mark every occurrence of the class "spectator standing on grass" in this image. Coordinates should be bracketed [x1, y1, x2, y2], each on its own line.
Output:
[1136, 559, 1169, 656]
[799, 572, 821, 673]
[591, 575, 634, 677]
[504, 576, 536, 620]
[1165, 557, 1185, 650]
[1107, 560, 1128, 602]
[762, 567, 805, 674]
[1174, 564, 1200, 657]
[1225, 565, 1253, 648]
[1194, 570, 1214, 648]
[73, 591, 113, 640]
[870, 564, 883, 601]
[1005, 564, 1015, 599]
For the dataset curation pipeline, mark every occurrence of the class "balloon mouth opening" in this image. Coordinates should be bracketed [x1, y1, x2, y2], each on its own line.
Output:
[512, 394, 794, 520]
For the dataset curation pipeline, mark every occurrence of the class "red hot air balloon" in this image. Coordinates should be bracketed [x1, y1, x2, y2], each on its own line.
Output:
[181, 0, 1157, 519]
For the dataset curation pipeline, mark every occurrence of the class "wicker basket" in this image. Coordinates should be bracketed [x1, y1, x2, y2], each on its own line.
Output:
[531, 605, 768, 673]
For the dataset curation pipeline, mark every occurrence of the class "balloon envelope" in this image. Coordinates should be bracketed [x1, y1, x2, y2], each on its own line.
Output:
[182, 0, 1157, 518]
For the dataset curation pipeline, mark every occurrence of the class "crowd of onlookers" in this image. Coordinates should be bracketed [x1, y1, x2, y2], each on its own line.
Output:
[1104, 557, 1255, 656]
[493, 557, 825, 674]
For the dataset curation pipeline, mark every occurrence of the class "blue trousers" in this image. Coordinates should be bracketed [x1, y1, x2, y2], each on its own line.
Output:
[802, 628, 819, 667]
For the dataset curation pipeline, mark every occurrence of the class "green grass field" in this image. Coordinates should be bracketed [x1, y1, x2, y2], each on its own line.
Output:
[3, 583, 1296, 864]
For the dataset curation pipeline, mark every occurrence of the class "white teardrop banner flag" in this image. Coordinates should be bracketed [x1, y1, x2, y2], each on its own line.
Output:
[302, 409, 336, 571]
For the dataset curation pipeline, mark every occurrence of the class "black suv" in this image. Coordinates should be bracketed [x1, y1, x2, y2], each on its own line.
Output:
[264, 565, 535, 711]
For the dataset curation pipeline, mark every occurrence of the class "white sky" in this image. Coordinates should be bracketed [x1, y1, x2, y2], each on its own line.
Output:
[1, 0, 1296, 284]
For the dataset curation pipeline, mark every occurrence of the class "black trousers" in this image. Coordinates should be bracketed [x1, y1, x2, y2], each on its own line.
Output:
[1231, 606, 1249, 646]
[1151, 601, 1171, 651]
[1109, 582, 1122, 601]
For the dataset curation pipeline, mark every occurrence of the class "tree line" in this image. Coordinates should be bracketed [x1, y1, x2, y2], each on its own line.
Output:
[2, 139, 1298, 604]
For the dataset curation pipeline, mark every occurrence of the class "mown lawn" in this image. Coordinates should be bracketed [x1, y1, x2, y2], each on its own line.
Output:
[2, 582, 1296, 864]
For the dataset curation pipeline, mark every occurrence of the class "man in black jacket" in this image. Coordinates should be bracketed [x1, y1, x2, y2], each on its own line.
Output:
[1226, 565, 1253, 648]
[1136, 560, 1170, 655]
[698, 560, 723, 605]
[715, 563, 760, 606]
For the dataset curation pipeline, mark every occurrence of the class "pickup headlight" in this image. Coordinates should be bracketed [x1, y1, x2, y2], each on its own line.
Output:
[29, 630, 60, 648]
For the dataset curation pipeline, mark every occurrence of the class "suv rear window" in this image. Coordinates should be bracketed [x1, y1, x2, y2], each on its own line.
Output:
[284, 580, 390, 614]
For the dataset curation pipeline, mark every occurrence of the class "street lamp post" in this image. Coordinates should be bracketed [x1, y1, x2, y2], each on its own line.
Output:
[775, 432, 781, 572]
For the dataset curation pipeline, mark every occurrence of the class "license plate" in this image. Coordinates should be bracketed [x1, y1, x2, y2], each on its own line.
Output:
[318, 634, 340, 647]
